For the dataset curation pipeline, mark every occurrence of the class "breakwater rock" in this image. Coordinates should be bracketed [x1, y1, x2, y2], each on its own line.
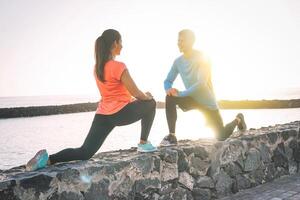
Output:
[1, 121, 300, 199]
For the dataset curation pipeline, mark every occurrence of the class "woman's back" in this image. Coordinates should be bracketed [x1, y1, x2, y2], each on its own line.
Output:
[94, 60, 133, 115]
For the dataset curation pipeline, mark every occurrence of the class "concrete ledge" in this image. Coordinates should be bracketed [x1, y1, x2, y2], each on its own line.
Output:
[0, 121, 300, 200]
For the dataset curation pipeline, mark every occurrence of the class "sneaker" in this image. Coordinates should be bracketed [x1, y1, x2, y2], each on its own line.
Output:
[159, 134, 178, 147]
[25, 149, 49, 171]
[137, 142, 157, 153]
[236, 113, 247, 132]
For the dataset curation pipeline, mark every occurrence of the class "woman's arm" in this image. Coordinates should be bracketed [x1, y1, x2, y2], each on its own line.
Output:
[121, 69, 152, 100]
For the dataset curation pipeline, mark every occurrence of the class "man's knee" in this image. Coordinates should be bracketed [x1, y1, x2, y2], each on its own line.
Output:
[165, 95, 176, 104]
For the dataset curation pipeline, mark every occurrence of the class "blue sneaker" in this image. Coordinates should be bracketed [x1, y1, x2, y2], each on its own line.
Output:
[26, 149, 49, 171]
[137, 142, 157, 153]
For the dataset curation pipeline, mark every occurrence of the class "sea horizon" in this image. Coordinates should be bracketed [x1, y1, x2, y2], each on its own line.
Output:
[1, 87, 300, 109]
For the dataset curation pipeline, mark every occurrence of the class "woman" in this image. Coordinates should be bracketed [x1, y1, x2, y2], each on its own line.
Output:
[26, 29, 157, 171]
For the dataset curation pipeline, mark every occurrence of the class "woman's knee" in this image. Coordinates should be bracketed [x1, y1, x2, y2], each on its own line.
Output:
[149, 99, 156, 109]
[79, 146, 94, 160]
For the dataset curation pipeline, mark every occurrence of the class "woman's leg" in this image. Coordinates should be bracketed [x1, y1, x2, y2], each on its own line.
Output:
[49, 114, 114, 164]
[109, 99, 156, 142]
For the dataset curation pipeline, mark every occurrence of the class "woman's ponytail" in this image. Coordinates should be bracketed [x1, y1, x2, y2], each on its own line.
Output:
[94, 29, 121, 82]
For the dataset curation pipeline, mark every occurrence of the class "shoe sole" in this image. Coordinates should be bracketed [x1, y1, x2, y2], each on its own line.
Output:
[237, 114, 247, 131]
[159, 143, 178, 147]
[137, 148, 158, 153]
[26, 149, 47, 171]
[239, 120, 247, 131]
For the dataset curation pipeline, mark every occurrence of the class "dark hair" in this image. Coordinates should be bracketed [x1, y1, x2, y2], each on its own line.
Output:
[95, 29, 121, 82]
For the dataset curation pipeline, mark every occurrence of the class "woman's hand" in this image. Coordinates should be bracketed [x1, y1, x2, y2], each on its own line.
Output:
[145, 92, 153, 100]
[121, 70, 153, 101]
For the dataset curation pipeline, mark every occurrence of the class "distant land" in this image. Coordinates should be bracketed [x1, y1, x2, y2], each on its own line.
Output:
[0, 99, 300, 119]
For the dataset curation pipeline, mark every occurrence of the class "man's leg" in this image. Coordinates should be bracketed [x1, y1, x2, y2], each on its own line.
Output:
[165, 95, 199, 133]
[161, 95, 199, 146]
[202, 109, 238, 140]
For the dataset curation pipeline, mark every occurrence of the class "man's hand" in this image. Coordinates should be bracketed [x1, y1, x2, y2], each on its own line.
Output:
[166, 88, 179, 96]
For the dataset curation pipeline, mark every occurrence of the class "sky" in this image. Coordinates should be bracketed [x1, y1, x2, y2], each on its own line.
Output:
[0, 0, 299, 101]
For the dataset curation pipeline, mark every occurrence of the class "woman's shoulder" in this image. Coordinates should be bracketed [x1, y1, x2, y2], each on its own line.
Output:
[107, 60, 126, 67]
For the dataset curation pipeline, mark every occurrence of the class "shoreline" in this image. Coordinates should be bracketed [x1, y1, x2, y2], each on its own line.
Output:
[1, 99, 300, 119]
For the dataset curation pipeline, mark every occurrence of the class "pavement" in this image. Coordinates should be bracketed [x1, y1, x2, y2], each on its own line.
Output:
[220, 174, 300, 200]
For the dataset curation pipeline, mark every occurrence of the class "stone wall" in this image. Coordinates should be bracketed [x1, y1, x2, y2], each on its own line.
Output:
[0, 121, 300, 200]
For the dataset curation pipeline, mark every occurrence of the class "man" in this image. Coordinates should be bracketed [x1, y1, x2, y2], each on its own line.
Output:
[160, 29, 247, 146]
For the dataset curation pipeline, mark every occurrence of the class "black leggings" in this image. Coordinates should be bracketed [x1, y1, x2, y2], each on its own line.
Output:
[165, 95, 237, 140]
[49, 99, 156, 164]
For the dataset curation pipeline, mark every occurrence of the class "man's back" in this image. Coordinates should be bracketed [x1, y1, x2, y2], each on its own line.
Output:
[165, 50, 218, 110]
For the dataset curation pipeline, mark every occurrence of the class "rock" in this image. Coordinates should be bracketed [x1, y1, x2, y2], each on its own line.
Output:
[19, 174, 53, 193]
[274, 167, 289, 179]
[182, 146, 195, 156]
[282, 129, 297, 141]
[159, 149, 178, 163]
[259, 143, 272, 163]
[188, 155, 210, 176]
[161, 161, 178, 182]
[193, 146, 209, 159]
[85, 179, 110, 200]
[153, 156, 161, 173]
[288, 160, 298, 175]
[213, 171, 233, 198]
[244, 148, 261, 172]
[0, 188, 17, 200]
[267, 132, 278, 144]
[264, 163, 276, 182]
[272, 143, 288, 169]
[284, 145, 294, 160]
[192, 188, 211, 200]
[132, 178, 161, 197]
[219, 140, 246, 166]
[235, 174, 251, 191]
[48, 191, 84, 200]
[131, 155, 154, 174]
[159, 186, 193, 200]
[194, 176, 214, 189]
[293, 142, 300, 162]
[288, 139, 298, 150]
[177, 149, 189, 172]
[159, 183, 173, 195]
[249, 169, 264, 186]
[56, 168, 80, 183]
[109, 174, 134, 198]
[222, 162, 243, 177]
[171, 187, 193, 200]
[178, 172, 194, 191]
[0, 121, 299, 200]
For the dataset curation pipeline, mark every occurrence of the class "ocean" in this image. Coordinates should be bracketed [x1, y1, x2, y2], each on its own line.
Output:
[0, 91, 300, 170]
[0, 108, 300, 170]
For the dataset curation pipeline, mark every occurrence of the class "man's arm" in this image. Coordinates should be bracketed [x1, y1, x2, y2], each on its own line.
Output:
[178, 54, 211, 97]
[164, 62, 179, 92]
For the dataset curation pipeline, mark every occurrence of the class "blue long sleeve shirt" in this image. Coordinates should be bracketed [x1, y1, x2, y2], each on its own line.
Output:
[164, 53, 218, 110]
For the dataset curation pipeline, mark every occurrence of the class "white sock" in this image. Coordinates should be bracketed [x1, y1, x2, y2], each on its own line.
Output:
[170, 133, 176, 136]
